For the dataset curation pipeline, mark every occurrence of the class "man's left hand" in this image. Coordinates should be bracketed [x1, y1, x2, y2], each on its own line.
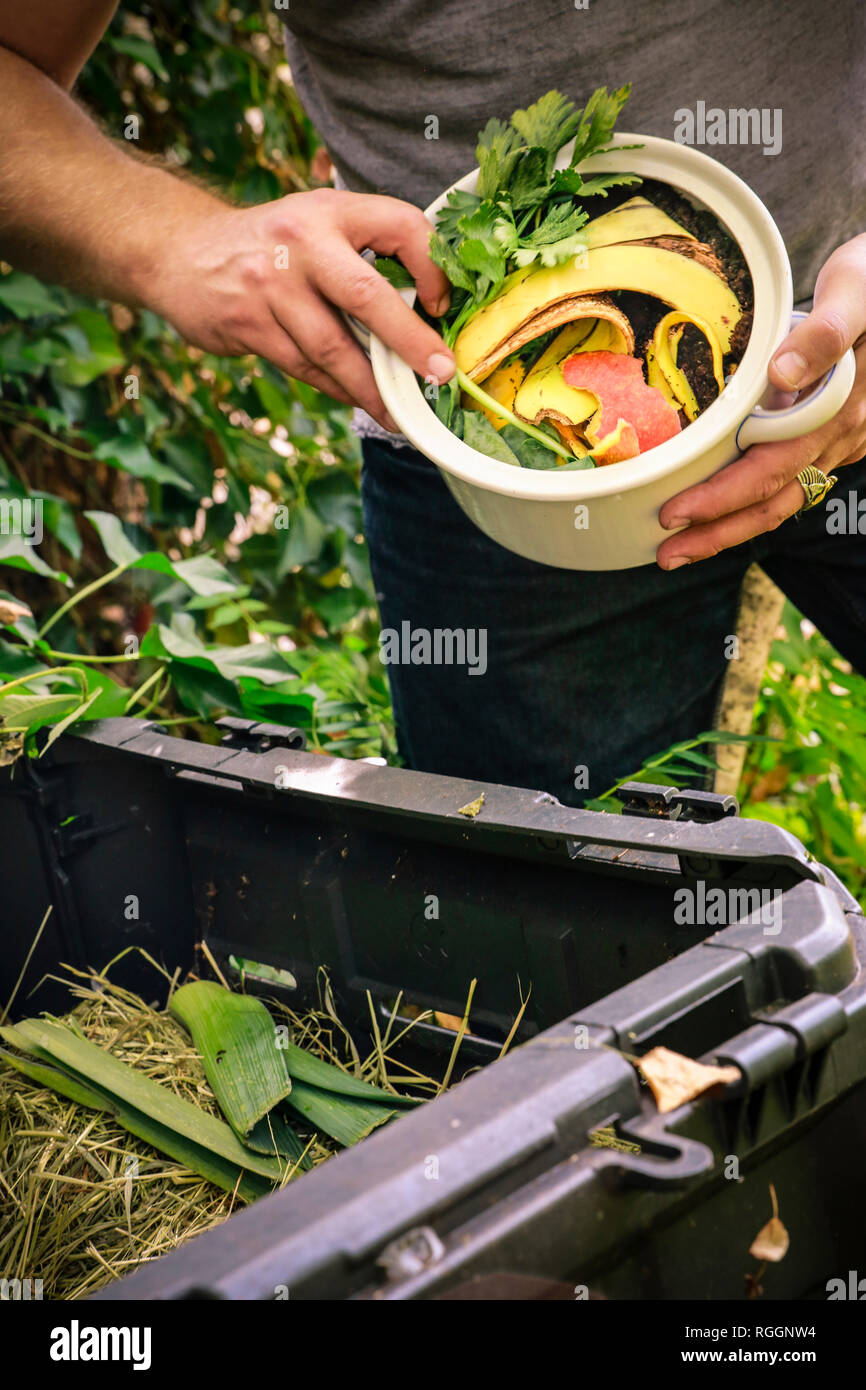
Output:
[657, 234, 866, 570]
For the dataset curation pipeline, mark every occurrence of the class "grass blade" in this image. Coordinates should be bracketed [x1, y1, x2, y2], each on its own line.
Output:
[438, 978, 477, 1095]
[1, 908, 51, 1026]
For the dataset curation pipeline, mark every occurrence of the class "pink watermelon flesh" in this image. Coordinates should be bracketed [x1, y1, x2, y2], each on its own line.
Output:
[561, 350, 682, 453]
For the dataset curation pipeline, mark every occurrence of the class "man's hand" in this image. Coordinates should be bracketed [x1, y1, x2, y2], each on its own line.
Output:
[146, 189, 454, 432]
[657, 235, 866, 569]
[0, 27, 454, 434]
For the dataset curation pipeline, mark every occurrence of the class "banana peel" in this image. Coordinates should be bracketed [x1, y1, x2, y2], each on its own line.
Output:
[516, 365, 642, 466]
[513, 305, 632, 448]
[514, 364, 596, 453]
[462, 360, 525, 431]
[448, 194, 745, 467]
[645, 310, 727, 421]
[583, 195, 696, 249]
[460, 287, 638, 388]
[456, 242, 742, 380]
[531, 305, 634, 371]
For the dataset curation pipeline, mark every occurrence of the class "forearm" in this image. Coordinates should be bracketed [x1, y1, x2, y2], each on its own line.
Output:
[0, 44, 226, 307]
[0, 22, 451, 427]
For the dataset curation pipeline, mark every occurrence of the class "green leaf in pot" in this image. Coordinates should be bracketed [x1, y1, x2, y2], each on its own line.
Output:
[374, 256, 416, 289]
[434, 378, 458, 430]
[499, 423, 561, 469]
[499, 423, 597, 470]
[461, 412, 521, 466]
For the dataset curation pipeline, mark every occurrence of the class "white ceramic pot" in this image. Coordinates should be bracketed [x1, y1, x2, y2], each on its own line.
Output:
[367, 134, 856, 570]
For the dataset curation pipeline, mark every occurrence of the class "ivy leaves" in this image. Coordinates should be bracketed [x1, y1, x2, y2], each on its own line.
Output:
[0, 5, 393, 768]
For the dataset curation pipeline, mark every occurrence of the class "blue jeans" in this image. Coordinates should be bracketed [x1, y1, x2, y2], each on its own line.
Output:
[361, 439, 866, 804]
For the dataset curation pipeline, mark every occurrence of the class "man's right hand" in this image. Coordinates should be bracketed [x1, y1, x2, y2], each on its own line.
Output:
[146, 188, 455, 431]
[0, 8, 455, 433]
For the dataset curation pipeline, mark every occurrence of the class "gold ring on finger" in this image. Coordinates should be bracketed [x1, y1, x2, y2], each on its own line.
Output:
[795, 464, 838, 514]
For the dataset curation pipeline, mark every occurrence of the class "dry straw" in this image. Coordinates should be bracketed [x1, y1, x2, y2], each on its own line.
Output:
[0, 954, 499, 1299]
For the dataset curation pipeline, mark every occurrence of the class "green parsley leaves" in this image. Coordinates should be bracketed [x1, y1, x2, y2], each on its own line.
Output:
[432, 86, 640, 340]
[378, 86, 640, 468]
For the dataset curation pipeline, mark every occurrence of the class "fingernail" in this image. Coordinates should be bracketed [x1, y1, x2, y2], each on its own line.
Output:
[772, 349, 807, 389]
[433, 295, 450, 317]
[427, 352, 455, 384]
[662, 516, 690, 531]
[663, 556, 691, 570]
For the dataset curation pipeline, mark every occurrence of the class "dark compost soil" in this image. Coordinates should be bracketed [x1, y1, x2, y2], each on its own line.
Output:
[583, 174, 754, 376]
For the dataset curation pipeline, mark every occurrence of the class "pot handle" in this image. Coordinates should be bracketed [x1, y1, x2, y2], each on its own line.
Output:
[341, 249, 391, 358]
[736, 312, 856, 451]
[343, 309, 371, 356]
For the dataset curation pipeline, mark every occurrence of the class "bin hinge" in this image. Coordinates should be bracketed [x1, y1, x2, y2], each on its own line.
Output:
[714, 992, 848, 1142]
[616, 782, 738, 823]
[216, 717, 306, 753]
[717, 992, 848, 1090]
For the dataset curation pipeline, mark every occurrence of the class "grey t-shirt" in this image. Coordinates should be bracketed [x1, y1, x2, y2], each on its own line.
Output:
[284, 0, 865, 304]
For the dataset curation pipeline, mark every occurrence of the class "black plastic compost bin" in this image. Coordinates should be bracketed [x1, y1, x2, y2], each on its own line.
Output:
[2, 717, 865, 1300]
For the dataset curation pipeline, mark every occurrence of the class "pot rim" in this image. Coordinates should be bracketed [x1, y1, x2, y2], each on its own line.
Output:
[369, 132, 793, 501]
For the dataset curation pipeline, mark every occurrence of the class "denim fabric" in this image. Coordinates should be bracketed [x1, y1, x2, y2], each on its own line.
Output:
[361, 438, 866, 805]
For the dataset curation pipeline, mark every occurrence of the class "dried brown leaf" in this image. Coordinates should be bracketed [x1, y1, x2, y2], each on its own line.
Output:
[749, 1216, 789, 1263]
[432, 1011, 465, 1032]
[637, 1045, 740, 1114]
[749, 1184, 789, 1263]
[0, 732, 25, 767]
